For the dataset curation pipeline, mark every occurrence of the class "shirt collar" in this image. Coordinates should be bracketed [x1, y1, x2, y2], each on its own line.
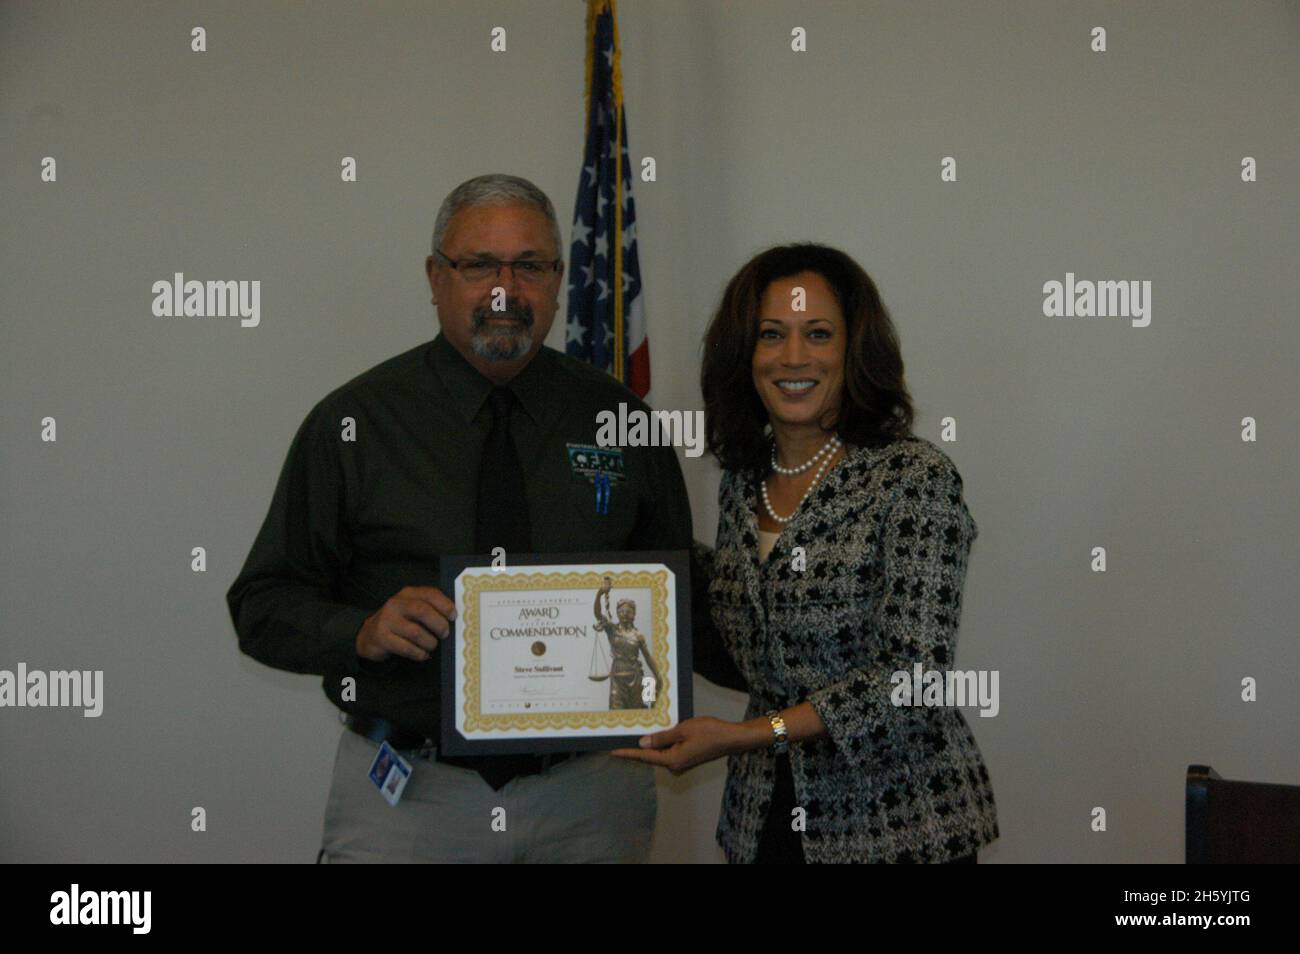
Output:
[426, 332, 552, 425]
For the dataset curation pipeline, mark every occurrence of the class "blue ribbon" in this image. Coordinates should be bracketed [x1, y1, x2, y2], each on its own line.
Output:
[594, 473, 611, 514]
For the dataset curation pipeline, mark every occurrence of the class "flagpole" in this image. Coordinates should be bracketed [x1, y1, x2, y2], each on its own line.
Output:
[611, 0, 625, 383]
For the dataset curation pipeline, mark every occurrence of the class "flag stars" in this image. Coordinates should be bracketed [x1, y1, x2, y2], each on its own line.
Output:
[565, 316, 588, 347]
[571, 215, 592, 247]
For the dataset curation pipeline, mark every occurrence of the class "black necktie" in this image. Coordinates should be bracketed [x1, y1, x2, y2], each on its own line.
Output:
[452, 386, 539, 790]
[474, 387, 532, 555]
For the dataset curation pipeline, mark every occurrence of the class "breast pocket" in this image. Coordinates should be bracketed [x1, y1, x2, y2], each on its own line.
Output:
[768, 566, 876, 684]
[564, 474, 639, 550]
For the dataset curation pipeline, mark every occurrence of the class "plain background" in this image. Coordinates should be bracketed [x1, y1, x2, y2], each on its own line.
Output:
[2, 0, 1296, 863]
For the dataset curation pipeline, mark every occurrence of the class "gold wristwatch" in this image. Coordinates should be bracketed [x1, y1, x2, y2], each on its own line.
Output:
[766, 710, 789, 755]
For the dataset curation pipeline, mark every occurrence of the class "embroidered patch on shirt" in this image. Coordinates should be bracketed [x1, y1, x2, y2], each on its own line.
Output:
[566, 443, 626, 483]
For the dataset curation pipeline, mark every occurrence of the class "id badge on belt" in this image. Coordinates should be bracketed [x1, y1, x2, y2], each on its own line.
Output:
[367, 740, 412, 806]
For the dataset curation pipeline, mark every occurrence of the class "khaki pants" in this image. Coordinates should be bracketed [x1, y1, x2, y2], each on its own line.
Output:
[318, 729, 657, 863]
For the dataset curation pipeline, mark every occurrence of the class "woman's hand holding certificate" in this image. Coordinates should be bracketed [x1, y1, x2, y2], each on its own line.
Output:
[611, 716, 755, 775]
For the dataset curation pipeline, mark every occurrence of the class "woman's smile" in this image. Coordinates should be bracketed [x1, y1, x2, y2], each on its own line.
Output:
[774, 378, 819, 398]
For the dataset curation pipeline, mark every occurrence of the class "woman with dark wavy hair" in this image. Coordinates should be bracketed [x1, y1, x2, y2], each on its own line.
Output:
[614, 243, 999, 863]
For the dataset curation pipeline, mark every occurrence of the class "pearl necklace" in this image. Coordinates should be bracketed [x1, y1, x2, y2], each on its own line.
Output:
[761, 438, 842, 524]
[770, 434, 841, 476]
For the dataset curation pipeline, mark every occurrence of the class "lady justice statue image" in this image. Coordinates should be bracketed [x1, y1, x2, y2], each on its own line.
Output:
[591, 576, 663, 710]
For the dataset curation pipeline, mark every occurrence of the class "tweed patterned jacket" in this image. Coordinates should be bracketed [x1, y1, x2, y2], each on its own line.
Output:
[700, 436, 999, 863]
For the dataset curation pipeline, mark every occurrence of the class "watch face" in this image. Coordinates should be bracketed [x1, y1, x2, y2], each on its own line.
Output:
[768, 712, 788, 752]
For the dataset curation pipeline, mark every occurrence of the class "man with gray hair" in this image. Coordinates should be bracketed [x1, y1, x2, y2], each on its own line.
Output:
[227, 173, 699, 862]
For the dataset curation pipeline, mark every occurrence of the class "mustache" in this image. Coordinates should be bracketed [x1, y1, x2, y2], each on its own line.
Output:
[472, 300, 534, 329]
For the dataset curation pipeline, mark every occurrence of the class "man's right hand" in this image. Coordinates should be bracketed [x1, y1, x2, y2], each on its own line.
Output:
[355, 586, 457, 662]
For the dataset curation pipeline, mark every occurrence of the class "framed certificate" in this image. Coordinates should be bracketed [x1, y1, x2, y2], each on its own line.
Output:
[438, 550, 693, 756]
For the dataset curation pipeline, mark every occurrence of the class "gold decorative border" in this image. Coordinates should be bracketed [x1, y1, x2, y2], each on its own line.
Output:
[460, 568, 674, 734]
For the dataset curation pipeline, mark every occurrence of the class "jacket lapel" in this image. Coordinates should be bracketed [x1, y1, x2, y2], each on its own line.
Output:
[732, 469, 767, 636]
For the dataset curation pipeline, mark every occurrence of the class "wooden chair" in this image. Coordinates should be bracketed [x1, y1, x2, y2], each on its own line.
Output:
[1186, 764, 1300, 863]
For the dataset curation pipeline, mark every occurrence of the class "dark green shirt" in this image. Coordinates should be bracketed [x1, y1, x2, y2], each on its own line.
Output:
[226, 332, 706, 736]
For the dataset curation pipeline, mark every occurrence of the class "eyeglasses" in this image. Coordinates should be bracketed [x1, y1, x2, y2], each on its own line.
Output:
[435, 249, 562, 285]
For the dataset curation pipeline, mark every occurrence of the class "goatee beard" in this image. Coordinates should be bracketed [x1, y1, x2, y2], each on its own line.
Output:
[470, 302, 534, 361]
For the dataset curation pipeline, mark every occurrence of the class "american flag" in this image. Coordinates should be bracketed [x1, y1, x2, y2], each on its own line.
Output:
[565, 0, 649, 398]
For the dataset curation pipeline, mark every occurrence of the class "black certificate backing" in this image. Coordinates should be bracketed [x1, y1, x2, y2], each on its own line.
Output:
[438, 549, 694, 756]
